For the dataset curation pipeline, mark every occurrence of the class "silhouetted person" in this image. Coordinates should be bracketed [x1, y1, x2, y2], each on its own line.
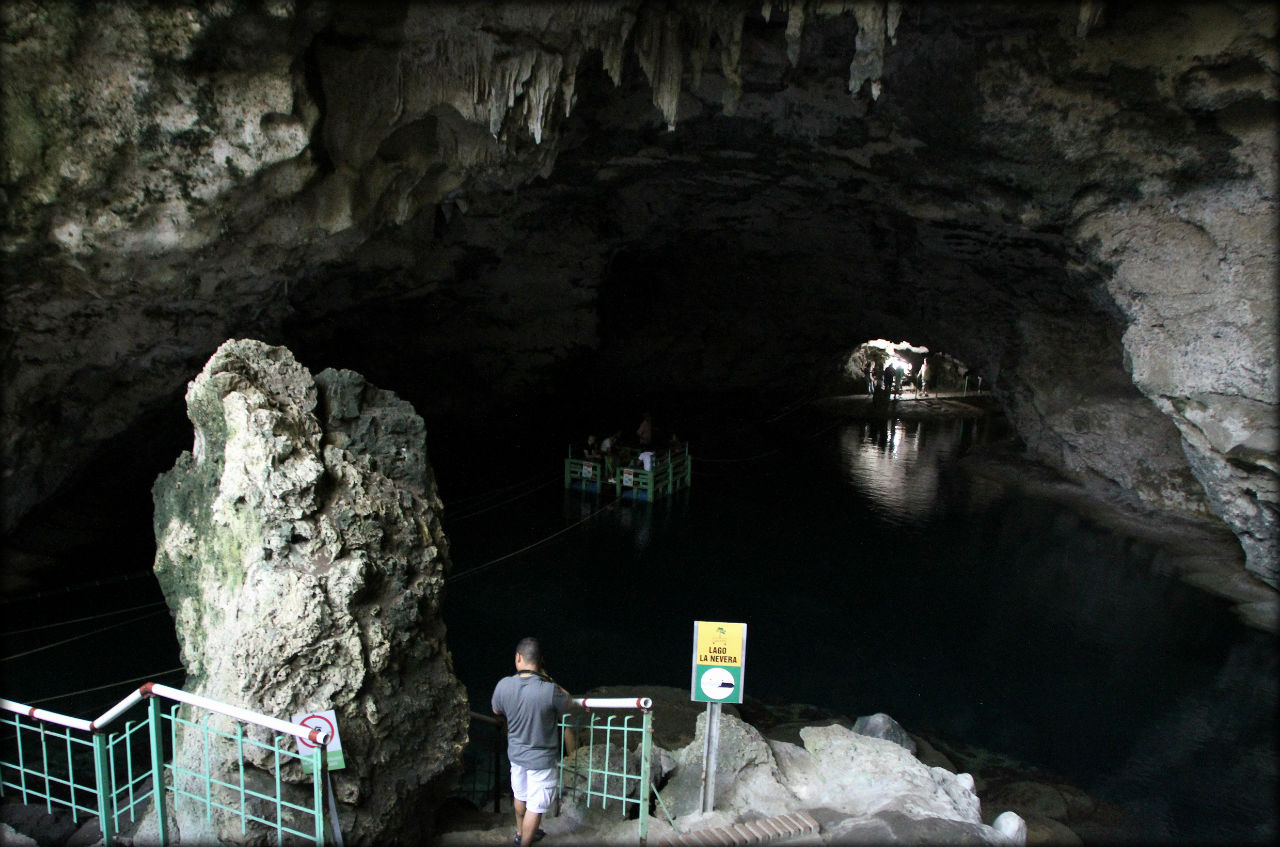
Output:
[636, 412, 653, 446]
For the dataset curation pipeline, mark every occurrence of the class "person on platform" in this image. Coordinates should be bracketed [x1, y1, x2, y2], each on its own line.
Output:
[636, 412, 653, 446]
[492, 637, 572, 847]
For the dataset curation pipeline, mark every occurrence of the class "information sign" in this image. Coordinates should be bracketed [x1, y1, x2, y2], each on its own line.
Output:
[691, 620, 747, 704]
[292, 709, 346, 774]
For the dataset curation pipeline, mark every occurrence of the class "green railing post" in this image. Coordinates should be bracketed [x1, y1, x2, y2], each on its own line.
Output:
[273, 738, 284, 846]
[16, 720, 30, 803]
[638, 709, 652, 844]
[93, 733, 116, 846]
[147, 696, 169, 847]
[40, 724, 51, 813]
[237, 723, 247, 836]
[313, 746, 325, 846]
[202, 714, 214, 827]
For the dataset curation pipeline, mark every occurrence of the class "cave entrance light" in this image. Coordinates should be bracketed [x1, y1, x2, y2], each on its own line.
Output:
[845, 338, 929, 396]
[842, 339, 976, 397]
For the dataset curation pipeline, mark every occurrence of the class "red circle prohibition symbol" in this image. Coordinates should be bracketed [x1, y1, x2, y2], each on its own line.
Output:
[297, 714, 335, 749]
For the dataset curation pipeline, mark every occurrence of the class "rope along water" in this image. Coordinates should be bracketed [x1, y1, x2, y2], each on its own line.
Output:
[1, 601, 168, 636]
[445, 474, 560, 523]
[24, 666, 186, 706]
[443, 470, 554, 511]
[1, 609, 169, 662]
[447, 498, 619, 584]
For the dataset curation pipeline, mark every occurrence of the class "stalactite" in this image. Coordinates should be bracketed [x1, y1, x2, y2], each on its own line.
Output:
[848, 0, 886, 99]
[688, 15, 710, 91]
[1076, 0, 1104, 38]
[807, 0, 895, 100]
[595, 9, 637, 88]
[785, 2, 806, 67]
[561, 42, 583, 117]
[524, 51, 565, 144]
[633, 6, 685, 131]
[690, 4, 747, 118]
[486, 50, 538, 137]
[886, 0, 902, 45]
[717, 8, 746, 116]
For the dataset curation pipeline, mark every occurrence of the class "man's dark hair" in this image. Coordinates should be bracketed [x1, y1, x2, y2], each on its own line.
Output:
[516, 636, 543, 668]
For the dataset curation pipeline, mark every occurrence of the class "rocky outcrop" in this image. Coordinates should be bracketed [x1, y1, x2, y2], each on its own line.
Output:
[151, 338, 467, 844]
[646, 710, 1023, 844]
[2, 2, 1276, 591]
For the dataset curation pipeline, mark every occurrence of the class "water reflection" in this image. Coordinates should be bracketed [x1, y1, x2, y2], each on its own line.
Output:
[840, 418, 971, 523]
[561, 491, 690, 555]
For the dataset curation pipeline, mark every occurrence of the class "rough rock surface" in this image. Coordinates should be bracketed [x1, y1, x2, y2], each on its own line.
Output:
[2, 2, 1276, 590]
[651, 709, 1022, 843]
[151, 338, 467, 844]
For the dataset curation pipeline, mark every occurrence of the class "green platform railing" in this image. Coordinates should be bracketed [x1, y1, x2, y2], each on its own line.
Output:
[615, 447, 691, 501]
[1, 682, 331, 846]
[565, 445, 692, 502]
[564, 456, 610, 493]
[556, 696, 676, 845]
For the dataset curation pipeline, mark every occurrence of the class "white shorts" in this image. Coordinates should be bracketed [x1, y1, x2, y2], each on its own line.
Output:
[510, 763, 558, 814]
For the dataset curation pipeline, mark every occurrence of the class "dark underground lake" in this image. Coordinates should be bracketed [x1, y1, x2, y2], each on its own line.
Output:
[3, 389, 1274, 845]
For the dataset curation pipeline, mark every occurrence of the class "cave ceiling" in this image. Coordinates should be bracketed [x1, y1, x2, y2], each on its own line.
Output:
[1, 1, 1276, 585]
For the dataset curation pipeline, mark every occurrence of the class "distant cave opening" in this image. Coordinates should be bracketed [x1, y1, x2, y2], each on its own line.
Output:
[842, 338, 985, 398]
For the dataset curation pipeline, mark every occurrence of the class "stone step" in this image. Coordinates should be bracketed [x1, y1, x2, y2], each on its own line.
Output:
[656, 811, 820, 846]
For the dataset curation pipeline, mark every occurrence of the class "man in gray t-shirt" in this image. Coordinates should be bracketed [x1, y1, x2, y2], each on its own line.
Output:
[492, 637, 571, 847]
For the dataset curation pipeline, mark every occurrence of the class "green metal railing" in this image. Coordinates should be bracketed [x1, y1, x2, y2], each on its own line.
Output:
[556, 696, 676, 845]
[1, 682, 331, 846]
[615, 447, 691, 501]
[565, 445, 693, 502]
[564, 456, 610, 493]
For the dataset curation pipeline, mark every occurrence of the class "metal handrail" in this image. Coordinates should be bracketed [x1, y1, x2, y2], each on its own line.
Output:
[571, 696, 652, 712]
[557, 695, 669, 844]
[3, 683, 330, 745]
[2, 682, 332, 846]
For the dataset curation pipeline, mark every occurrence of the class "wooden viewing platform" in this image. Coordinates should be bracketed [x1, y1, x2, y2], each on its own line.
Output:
[564, 444, 692, 502]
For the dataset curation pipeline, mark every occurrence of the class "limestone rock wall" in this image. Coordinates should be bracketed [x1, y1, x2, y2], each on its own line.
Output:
[2, 2, 1277, 589]
[152, 338, 466, 844]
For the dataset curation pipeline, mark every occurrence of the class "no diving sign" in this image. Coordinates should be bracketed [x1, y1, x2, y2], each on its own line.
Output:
[292, 709, 346, 774]
[691, 621, 747, 704]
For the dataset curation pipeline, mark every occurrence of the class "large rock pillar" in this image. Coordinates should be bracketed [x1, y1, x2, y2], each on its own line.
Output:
[152, 338, 467, 844]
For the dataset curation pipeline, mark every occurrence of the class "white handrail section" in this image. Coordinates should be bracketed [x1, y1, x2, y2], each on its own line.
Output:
[0, 699, 94, 733]
[2, 682, 331, 746]
[571, 696, 653, 712]
[144, 683, 332, 745]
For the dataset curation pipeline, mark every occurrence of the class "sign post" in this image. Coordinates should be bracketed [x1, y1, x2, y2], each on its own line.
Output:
[294, 709, 346, 847]
[690, 620, 747, 813]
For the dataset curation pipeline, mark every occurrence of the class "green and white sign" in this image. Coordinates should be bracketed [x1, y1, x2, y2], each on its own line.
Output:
[691, 620, 747, 704]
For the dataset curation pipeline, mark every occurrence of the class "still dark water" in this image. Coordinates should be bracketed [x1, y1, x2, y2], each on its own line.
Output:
[441, 409, 1277, 844]
[2, 404, 1274, 844]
